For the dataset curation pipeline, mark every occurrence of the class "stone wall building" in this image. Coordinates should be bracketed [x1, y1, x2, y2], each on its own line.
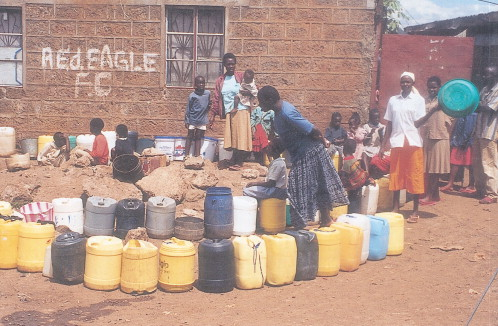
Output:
[0, 0, 378, 139]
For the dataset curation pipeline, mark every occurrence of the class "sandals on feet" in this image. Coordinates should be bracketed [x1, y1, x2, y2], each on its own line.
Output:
[407, 215, 419, 223]
[419, 199, 438, 206]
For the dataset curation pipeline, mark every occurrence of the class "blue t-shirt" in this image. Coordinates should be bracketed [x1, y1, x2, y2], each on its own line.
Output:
[324, 126, 347, 144]
[274, 101, 319, 163]
[185, 90, 211, 126]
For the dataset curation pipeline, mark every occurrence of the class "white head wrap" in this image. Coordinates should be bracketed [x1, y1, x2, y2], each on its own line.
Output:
[400, 71, 415, 82]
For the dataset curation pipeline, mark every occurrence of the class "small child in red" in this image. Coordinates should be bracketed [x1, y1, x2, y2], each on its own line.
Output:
[85, 118, 109, 165]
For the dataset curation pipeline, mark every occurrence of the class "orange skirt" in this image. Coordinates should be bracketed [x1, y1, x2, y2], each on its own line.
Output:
[389, 144, 425, 194]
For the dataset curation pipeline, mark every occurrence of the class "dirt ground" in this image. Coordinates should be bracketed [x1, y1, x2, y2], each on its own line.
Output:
[0, 161, 496, 326]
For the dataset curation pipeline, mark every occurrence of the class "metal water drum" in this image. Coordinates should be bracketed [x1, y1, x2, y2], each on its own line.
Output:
[174, 216, 204, 241]
[233, 196, 258, 236]
[198, 239, 234, 293]
[20, 138, 38, 158]
[115, 198, 145, 239]
[204, 187, 233, 239]
[17, 221, 55, 273]
[262, 234, 297, 286]
[84, 196, 117, 236]
[159, 237, 196, 292]
[0, 218, 23, 269]
[337, 213, 371, 264]
[52, 198, 84, 234]
[233, 235, 267, 290]
[311, 227, 341, 277]
[52, 232, 87, 284]
[121, 240, 158, 294]
[367, 215, 390, 261]
[438, 79, 479, 118]
[284, 230, 318, 281]
[84, 236, 123, 291]
[146, 196, 176, 239]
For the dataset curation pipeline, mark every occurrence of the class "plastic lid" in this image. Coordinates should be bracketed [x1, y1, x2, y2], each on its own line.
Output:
[438, 79, 479, 118]
[55, 231, 85, 245]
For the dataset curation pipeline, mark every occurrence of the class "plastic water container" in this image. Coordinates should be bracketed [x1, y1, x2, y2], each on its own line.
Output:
[0, 219, 23, 269]
[76, 134, 95, 151]
[198, 239, 235, 293]
[285, 199, 292, 226]
[127, 131, 138, 151]
[42, 244, 53, 278]
[173, 137, 186, 161]
[284, 230, 318, 281]
[115, 199, 145, 239]
[103, 131, 117, 154]
[377, 177, 393, 211]
[330, 205, 348, 220]
[155, 136, 176, 161]
[375, 212, 404, 255]
[84, 236, 123, 291]
[399, 189, 407, 207]
[331, 223, 363, 272]
[200, 137, 218, 161]
[262, 234, 297, 286]
[311, 227, 341, 277]
[68, 136, 77, 150]
[0, 127, 16, 157]
[20, 138, 38, 158]
[121, 240, 158, 294]
[217, 138, 233, 161]
[17, 221, 55, 272]
[360, 184, 379, 215]
[37, 135, 53, 155]
[233, 235, 267, 290]
[52, 198, 84, 234]
[204, 187, 233, 239]
[84, 196, 117, 236]
[146, 197, 176, 239]
[52, 232, 87, 284]
[337, 213, 371, 264]
[19, 202, 54, 223]
[367, 215, 390, 261]
[136, 138, 155, 155]
[233, 196, 258, 236]
[259, 198, 286, 233]
[159, 237, 196, 292]
[0, 201, 13, 216]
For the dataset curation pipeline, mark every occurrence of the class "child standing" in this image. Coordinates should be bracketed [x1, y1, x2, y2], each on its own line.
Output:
[37, 132, 70, 167]
[339, 139, 375, 213]
[111, 124, 134, 161]
[347, 112, 368, 162]
[324, 112, 347, 157]
[185, 76, 211, 158]
[362, 108, 385, 171]
[86, 118, 109, 165]
[243, 137, 287, 200]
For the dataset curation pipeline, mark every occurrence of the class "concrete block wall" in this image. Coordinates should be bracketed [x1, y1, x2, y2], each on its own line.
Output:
[0, 0, 377, 140]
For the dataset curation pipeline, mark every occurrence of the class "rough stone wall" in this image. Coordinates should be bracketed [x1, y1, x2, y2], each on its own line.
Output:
[0, 0, 376, 140]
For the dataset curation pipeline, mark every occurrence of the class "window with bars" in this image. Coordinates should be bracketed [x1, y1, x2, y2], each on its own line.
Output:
[0, 7, 22, 86]
[166, 6, 224, 87]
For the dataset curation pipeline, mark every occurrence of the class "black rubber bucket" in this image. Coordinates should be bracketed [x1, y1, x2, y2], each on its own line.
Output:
[112, 154, 144, 182]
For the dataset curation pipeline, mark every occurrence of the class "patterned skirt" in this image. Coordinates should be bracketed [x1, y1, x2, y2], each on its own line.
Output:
[287, 142, 349, 228]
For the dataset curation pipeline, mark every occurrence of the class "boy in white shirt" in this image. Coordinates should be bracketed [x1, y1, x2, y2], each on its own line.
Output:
[37, 132, 70, 167]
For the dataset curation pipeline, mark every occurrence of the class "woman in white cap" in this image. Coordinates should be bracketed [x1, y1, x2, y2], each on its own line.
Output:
[380, 72, 440, 223]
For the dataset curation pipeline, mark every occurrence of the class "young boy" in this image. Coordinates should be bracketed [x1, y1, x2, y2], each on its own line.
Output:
[85, 118, 109, 165]
[37, 132, 70, 167]
[111, 124, 134, 161]
[243, 137, 287, 200]
[339, 139, 375, 213]
[362, 108, 385, 171]
[185, 76, 211, 158]
[324, 112, 347, 157]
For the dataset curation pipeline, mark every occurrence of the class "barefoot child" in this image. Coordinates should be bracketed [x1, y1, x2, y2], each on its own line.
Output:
[86, 118, 109, 165]
[184, 76, 211, 158]
[37, 132, 70, 167]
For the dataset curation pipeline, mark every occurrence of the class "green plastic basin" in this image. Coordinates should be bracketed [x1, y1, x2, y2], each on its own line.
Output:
[438, 79, 479, 118]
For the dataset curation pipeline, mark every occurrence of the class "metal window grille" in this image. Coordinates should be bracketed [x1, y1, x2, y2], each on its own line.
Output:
[0, 7, 22, 86]
[166, 6, 224, 87]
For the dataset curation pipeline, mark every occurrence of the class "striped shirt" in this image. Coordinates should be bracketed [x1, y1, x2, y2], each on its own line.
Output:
[476, 82, 498, 141]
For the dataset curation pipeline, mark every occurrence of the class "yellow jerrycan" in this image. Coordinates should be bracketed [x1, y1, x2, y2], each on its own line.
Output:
[0, 201, 13, 216]
[84, 236, 123, 291]
[233, 235, 267, 290]
[17, 221, 55, 272]
[0, 218, 23, 269]
[331, 223, 363, 272]
[330, 205, 348, 220]
[159, 237, 196, 292]
[259, 198, 286, 233]
[262, 234, 296, 286]
[121, 240, 158, 294]
[311, 227, 341, 277]
[375, 212, 404, 255]
[376, 177, 393, 211]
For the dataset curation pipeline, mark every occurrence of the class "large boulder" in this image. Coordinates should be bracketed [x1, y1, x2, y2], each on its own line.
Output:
[135, 166, 186, 203]
[82, 176, 142, 202]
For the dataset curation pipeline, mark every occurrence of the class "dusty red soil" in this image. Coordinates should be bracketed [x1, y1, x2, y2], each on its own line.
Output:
[0, 162, 496, 326]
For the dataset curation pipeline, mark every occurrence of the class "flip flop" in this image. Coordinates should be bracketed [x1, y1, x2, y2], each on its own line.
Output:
[407, 215, 419, 223]
[460, 188, 476, 194]
[419, 199, 438, 206]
